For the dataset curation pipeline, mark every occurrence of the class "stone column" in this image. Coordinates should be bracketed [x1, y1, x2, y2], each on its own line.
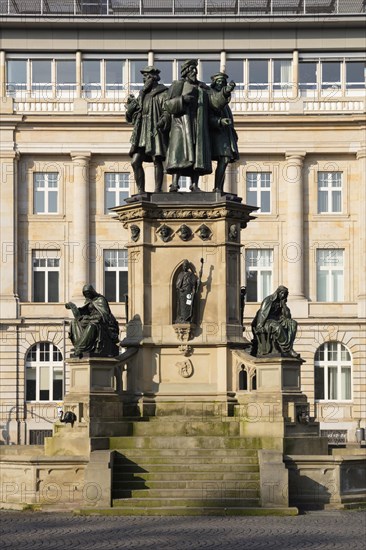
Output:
[357, 147, 366, 317]
[0, 50, 5, 97]
[292, 50, 299, 100]
[0, 152, 19, 318]
[70, 153, 91, 300]
[285, 151, 308, 318]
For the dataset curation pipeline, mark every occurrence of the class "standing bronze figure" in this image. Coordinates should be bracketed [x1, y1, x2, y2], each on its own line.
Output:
[251, 286, 300, 358]
[163, 59, 212, 192]
[65, 285, 119, 357]
[125, 65, 169, 193]
[175, 259, 202, 324]
[209, 72, 239, 193]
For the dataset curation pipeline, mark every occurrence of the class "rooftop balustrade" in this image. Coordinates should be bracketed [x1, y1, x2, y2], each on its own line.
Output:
[0, 0, 365, 17]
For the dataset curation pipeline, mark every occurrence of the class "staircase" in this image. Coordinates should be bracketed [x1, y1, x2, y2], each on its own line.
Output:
[108, 417, 264, 516]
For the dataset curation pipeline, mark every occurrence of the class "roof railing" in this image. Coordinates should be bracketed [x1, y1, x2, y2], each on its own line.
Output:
[0, 0, 365, 17]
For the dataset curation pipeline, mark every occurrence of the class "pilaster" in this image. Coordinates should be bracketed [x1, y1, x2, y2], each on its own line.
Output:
[356, 147, 366, 318]
[285, 151, 308, 318]
[70, 152, 91, 301]
[0, 151, 19, 318]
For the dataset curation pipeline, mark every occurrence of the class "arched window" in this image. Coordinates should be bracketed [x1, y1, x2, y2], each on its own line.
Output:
[314, 342, 352, 401]
[25, 342, 63, 402]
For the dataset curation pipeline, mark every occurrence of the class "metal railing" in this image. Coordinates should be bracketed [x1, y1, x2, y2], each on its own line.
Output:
[0, 0, 365, 16]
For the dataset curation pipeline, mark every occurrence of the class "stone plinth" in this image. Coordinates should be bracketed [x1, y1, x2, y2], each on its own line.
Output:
[45, 356, 126, 456]
[113, 192, 256, 414]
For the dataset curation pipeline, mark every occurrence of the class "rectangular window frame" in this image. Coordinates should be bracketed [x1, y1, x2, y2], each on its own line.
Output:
[32, 251, 60, 303]
[104, 249, 128, 302]
[246, 172, 271, 214]
[316, 249, 344, 303]
[104, 172, 130, 213]
[245, 249, 273, 302]
[33, 172, 59, 214]
[317, 171, 342, 214]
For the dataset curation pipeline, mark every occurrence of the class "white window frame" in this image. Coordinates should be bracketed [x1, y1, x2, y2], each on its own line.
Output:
[25, 342, 63, 403]
[246, 172, 271, 213]
[316, 249, 344, 302]
[178, 176, 190, 192]
[245, 249, 273, 302]
[315, 342, 352, 402]
[317, 171, 342, 214]
[105, 172, 130, 213]
[104, 249, 128, 302]
[32, 251, 60, 303]
[33, 172, 59, 214]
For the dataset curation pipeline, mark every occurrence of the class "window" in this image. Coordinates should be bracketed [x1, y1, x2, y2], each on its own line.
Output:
[200, 60, 221, 84]
[179, 176, 190, 192]
[56, 60, 76, 94]
[248, 60, 268, 91]
[82, 59, 101, 97]
[104, 250, 128, 302]
[226, 60, 244, 90]
[6, 60, 27, 94]
[26, 342, 63, 402]
[299, 61, 317, 91]
[316, 249, 344, 302]
[246, 172, 271, 213]
[105, 173, 130, 212]
[317, 172, 342, 213]
[34, 172, 59, 214]
[321, 61, 341, 91]
[155, 60, 173, 85]
[245, 249, 273, 302]
[273, 59, 292, 90]
[106, 60, 125, 95]
[345, 61, 365, 90]
[33, 251, 60, 302]
[32, 60, 52, 95]
[130, 59, 147, 92]
[315, 342, 352, 401]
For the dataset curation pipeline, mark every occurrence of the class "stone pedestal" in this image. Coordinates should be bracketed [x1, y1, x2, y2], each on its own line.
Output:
[232, 349, 327, 454]
[45, 356, 126, 456]
[113, 192, 256, 415]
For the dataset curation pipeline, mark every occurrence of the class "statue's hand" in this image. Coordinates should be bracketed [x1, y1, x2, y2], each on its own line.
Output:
[256, 324, 265, 334]
[126, 94, 136, 104]
[220, 118, 232, 127]
[228, 80, 236, 92]
[65, 302, 72, 310]
[183, 94, 195, 105]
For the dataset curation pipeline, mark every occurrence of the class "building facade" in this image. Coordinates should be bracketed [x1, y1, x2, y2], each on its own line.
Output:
[0, 1, 365, 445]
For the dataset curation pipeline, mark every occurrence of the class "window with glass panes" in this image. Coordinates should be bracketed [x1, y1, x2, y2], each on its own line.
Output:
[25, 342, 63, 402]
[245, 249, 273, 302]
[178, 176, 190, 192]
[34, 172, 59, 214]
[314, 342, 352, 401]
[248, 60, 268, 91]
[318, 172, 342, 213]
[33, 251, 60, 302]
[316, 249, 344, 302]
[246, 172, 271, 213]
[104, 250, 128, 302]
[105, 173, 130, 212]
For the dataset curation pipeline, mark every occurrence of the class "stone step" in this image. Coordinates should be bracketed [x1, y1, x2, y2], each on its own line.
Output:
[127, 420, 242, 437]
[114, 455, 258, 466]
[110, 436, 261, 450]
[113, 447, 258, 458]
[113, 471, 260, 482]
[113, 484, 259, 498]
[78, 507, 298, 517]
[113, 463, 260, 473]
[112, 497, 260, 508]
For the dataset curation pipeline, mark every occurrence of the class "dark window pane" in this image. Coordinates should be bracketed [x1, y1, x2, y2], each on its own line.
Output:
[246, 271, 258, 302]
[226, 60, 244, 85]
[201, 60, 220, 84]
[346, 61, 365, 89]
[26, 380, 36, 401]
[32, 60, 52, 84]
[53, 379, 63, 401]
[119, 271, 128, 302]
[39, 390, 50, 401]
[83, 60, 101, 85]
[34, 271, 45, 302]
[315, 366, 325, 400]
[239, 369, 247, 390]
[299, 62, 317, 89]
[7, 60, 27, 91]
[155, 61, 173, 85]
[48, 272, 59, 302]
[105, 271, 116, 301]
[322, 61, 340, 86]
[249, 60, 268, 88]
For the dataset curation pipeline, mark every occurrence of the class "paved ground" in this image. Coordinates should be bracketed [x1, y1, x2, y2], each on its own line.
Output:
[0, 510, 365, 549]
